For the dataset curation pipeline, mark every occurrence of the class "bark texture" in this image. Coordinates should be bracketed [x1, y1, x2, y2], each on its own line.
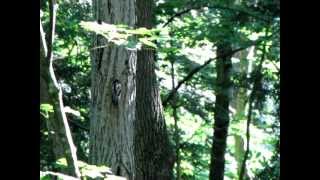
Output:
[209, 42, 233, 180]
[134, 0, 174, 179]
[90, 1, 174, 179]
[89, 0, 136, 178]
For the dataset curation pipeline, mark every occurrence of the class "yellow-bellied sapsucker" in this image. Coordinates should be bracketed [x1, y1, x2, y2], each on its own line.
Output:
[111, 79, 121, 106]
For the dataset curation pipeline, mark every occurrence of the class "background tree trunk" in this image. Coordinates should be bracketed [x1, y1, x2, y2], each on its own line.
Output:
[209, 42, 233, 180]
[170, 60, 181, 180]
[134, 0, 174, 179]
[89, 0, 136, 178]
[231, 49, 252, 179]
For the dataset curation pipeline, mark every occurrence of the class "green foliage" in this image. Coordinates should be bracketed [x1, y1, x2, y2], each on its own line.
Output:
[40, 104, 54, 119]
[156, 0, 280, 179]
[78, 161, 112, 179]
[52, 158, 118, 179]
[80, 21, 161, 49]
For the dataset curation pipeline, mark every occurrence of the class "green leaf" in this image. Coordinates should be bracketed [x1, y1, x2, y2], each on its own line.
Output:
[128, 27, 152, 36]
[77, 160, 113, 178]
[81, 21, 159, 50]
[40, 104, 54, 113]
[56, 158, 68, 168]
[139, 38, 157, 49]
[40, 171, 51, 180]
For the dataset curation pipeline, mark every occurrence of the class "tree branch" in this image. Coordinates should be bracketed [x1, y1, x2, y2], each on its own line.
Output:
[163, 6, 202, 27]
[40, 18, 48, 60]
[162, 42, 258, 108]
[162, 4, 271, 28]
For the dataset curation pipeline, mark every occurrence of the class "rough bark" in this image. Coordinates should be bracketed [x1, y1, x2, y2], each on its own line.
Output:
[134, 50, 174, 179]
[209, 42, 233, 180]
[89, 0, 174, 179]
[89, 0, 136, 179]
[134, 0, 174, 179]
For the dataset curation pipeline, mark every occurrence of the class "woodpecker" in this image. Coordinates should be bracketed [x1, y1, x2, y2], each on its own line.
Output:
[111, 79, 121, 106]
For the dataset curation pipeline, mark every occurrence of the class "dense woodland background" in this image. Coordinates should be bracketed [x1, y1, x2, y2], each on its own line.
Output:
[40, 0, 280, 179]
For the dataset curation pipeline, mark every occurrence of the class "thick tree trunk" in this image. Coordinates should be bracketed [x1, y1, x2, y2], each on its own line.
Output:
[89, 0, 136, 178]
[90, 1, 174, 179]
[133, 0, 174, 179]
[209, 42, 232, 180]
[134, 50, 174, 180]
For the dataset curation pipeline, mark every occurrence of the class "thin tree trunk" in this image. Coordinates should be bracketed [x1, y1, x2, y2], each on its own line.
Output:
[134, 0, 174, 179]
[41, 11, 77, 176]
[41, 61, 73, 173]
[170, 60, 181, 180]
[209, 42, 233, 180]
[231, 49, 252, 179]
[89, 0, 136, 178]
[239, 28, 269, 180]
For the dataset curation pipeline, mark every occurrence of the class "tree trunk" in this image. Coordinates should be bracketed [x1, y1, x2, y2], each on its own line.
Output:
[209, 42, 233, 180]
[89, 0, 136, 178]
[40, 25, 76, 176]
[171, 60, 181, 180]
[133, 0, 174, 179]
[231, 49, 252, 179]
[89, 0, 174, 179]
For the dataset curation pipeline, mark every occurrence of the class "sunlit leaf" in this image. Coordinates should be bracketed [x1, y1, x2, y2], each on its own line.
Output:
[139, 38, 157, 48]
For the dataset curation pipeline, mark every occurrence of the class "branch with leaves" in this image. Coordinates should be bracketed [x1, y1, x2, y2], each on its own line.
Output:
[80, 21, 160, 50]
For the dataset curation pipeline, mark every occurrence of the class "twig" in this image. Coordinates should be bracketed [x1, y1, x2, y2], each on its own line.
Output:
[270, 59, 280, 72]
[46, 0, 81, 178]
[163, 7, 202, 27]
